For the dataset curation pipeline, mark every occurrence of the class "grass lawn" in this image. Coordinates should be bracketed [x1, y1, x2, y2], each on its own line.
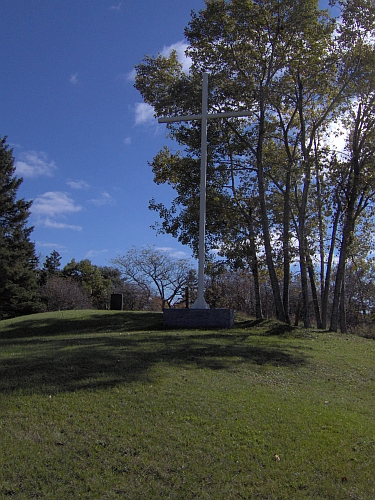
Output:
[0, 310, 374, 499]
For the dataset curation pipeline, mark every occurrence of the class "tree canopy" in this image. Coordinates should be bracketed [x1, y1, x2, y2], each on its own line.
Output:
[134, 0, 375, 330]
[112, 246, 195, 308]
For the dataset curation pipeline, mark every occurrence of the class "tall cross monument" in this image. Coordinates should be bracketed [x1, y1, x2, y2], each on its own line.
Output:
[159, 73, 252, 309]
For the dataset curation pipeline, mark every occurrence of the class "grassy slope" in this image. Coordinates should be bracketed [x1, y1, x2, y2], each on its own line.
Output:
[0, 310, 374, 499]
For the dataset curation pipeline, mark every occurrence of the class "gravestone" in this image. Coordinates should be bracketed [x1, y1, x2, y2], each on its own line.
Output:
[110, 293, 123, 311]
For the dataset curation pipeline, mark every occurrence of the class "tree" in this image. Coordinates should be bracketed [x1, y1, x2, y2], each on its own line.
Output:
[41, 275, 93, 312]
[135, 0, 335, 323]
[329, 82, 375, 331]
[135, 0, 375, 328]
[62, 259, 112, 309]
[111, 246, 195, 309]
[39, 250, 62, 286]
[0, 137, 41, 318]
[343, 257, 375, 328]
[205, 264, 257, 314]
[100, 266, 153, 311]
[43, 250, 61, 275]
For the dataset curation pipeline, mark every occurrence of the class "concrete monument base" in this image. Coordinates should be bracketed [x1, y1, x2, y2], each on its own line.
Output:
[163, 308, 234, 329]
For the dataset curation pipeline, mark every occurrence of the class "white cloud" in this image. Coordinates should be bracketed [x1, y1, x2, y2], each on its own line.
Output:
[125, 68, 137, 82]
[16, 151, 58, 178]
[32, 192, 82, 217]
[70, 73, 79, 85]
[132, 41, 191, 127]
[134, 102, 156, 125]
[161, 41, 192, 74]
[86, 249, 108, 258]
[43, 219, 82, 231]
[110, 2, 122, 10]
[36, 242, 67, 250]
[123, 137, 132, 145]
[126, 41, 190, 84]
[67, 180, 90, 190]
[88, 191, 116, 206]
[156, 246, 190, 259]
[170, 250, 190, 259]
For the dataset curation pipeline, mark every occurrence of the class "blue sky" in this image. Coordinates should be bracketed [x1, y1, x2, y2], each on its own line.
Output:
[1, 0, 205, 267]
[1, 0, 333, 269]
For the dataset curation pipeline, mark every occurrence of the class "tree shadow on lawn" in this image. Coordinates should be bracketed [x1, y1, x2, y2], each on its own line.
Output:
[235, 318, 298, 336]
[0, 327, 308, 395]
[0, 311, 164, 340]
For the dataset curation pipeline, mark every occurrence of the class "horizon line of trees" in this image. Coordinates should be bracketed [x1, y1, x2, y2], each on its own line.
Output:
[4, 244, 375, 330]
[5, 240, 375, 331]
[2, 128, 375, 330]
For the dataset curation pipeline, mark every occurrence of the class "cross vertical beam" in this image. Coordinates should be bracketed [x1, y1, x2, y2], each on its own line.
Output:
[158, 73, 251, 309]
[194, 72, 209, 308]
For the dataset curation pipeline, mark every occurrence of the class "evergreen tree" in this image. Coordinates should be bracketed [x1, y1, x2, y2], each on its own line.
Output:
[43, 250, 62, 275]
[0, 137, 41, 318]
[39, 250, 62, 286]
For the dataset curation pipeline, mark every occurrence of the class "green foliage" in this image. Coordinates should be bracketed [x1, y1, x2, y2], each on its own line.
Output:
[62, 259, 113, 309]
[0, 137, 41, 318]
[38, 250, 62, 287]
[135, 0, 375, 329]
[43, 250, 62, 275]
[0, 310, 374, 498]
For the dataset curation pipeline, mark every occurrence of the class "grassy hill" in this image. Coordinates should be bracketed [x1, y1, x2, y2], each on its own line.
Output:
[0, 310, 374, 499]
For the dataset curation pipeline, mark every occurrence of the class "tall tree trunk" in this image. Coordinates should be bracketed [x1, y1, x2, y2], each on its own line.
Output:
[329, 214, 353, 332]
[330, 104, 362, 332]
[313, 143, 325, 306]
[228, 151, 263, 319]
[339, 278, 347, 333]
[282, 171, 291, 324]
[296, 75, 312, 328]
[307, 251, 323, 329]
[275, 108, 298, 327]
[296, 169, 312, 328]
[248, 208, 263, 319]
[257, 98, 286, 322]
[294, 294, 302, 326]
[321, 203, 341, 329]
[298, 236, 311, 328]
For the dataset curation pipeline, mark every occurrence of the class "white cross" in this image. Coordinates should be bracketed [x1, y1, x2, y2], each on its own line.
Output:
[159, 73, 252, 309]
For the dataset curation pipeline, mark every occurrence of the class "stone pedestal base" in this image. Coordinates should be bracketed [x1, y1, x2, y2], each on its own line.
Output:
[163, 308, 234, 329]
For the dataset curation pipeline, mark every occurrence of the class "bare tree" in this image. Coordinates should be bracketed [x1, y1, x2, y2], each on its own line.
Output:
[111, 246, 195, 309]
[42, 275, 93, 311]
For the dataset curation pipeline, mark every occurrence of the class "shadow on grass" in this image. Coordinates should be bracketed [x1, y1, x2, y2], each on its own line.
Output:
[0, 311, 164, 340]
[0, 312, 308, 395]
[235, 318, 298, 336]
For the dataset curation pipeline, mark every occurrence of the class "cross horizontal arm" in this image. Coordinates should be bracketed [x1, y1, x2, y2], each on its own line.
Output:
[158, 109, 252, 124]
[158, 114, 203, 123]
